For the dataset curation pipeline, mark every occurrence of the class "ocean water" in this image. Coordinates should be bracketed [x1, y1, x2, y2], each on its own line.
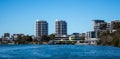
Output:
[0, 44, 120, 59]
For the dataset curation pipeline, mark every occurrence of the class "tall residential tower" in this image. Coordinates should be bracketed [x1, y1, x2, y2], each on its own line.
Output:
[35, 20, 48, 37]
[55, 20, 67, 35]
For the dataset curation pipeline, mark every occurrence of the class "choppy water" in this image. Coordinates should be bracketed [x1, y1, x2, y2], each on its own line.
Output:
[0, 44, 120, 59]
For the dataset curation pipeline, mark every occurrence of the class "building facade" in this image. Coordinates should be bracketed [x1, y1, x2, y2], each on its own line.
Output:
[55, 20, 67, 35]
[4, 33, 10, 38]
[2, 33, 10, 41]
[106, 23, 111, 30]
[36, 20, 48, 37]
[111, 20, 120, 30]
[12, 34, 24, 40]
[86, 31, 97, 40]
[93, 20, 105, 31]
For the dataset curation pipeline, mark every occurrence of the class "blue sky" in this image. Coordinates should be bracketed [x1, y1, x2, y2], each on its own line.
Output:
[0, 0, 120, 36]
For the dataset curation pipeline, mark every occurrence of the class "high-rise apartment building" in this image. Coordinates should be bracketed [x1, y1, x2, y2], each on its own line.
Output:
[35, 20, 48, 37]
[92, 20, 105, 31]
[55, 20, 67, 35]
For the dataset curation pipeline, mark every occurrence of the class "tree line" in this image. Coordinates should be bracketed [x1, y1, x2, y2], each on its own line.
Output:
[14, 34, 55, 44]
[97, 29, 120, 47]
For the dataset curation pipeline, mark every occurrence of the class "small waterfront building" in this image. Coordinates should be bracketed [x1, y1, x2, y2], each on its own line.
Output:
[54, 35, 69, 40]
[69, 33, 81, 40]
[85, 31, 99, 44]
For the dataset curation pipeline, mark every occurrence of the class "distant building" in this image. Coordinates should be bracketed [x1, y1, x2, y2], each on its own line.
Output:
[99, 22, 107, 30]
[85, 31, 99, 44]
[55, 35, 69, 40]
[111, 20, 120, 30]
[79, 33, 86, 37]
[69, 33, 80, 40]
[92, 20, 112, 38]
[12, 34, 24, 40]
[4, 33, 10, 38]
[2, 33, 10, 41]
[55, 20, 67, 36]
[35, 20, 48, 37]
[106, 23, 111, 30]
[68, 33, 86, 41]
[93, 20, 105, 31]
[85, 31, 99, 40]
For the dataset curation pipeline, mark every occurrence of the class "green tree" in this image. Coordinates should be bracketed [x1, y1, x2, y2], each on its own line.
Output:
[98, 29, 120, 47]
[23, 35, 33, 42]
[40, 35, 50, 42]
[49, 34, 55, 40]
[14, 35, 25, 44]
[99, 30, 110, 45]
[14, 35, 33, 44]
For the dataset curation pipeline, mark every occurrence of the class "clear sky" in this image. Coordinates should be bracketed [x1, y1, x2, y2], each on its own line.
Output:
[0, 0, 120, 36]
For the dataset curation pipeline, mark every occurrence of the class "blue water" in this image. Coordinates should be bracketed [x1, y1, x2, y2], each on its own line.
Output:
[0, 45, 120, 59]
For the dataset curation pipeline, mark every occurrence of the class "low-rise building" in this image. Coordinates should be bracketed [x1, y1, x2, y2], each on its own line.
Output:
[55, 35, 69, 40]
[12, 34, 24, 40]
[85, 31, 99, 44]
